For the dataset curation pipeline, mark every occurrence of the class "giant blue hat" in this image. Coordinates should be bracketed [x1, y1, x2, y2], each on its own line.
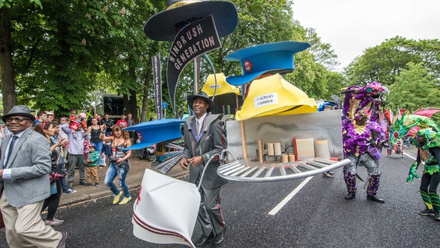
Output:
[123, 119, 185, 151]
[224, 41, 311, 86]
[145, 0, 238, 41]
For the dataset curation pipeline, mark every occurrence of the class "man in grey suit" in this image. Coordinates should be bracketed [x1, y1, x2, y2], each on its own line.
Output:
[179, 92, 228, 247]
[0, 105, 67, 248]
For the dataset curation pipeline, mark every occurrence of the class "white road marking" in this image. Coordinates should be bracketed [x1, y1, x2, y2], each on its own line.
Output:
[403, 152, 416, 160]
[268, 176, 313, 216]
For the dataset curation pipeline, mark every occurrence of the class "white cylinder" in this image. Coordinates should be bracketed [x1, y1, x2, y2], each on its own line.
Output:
[274, 143, 282, 156]
[267, 143, 274, 156]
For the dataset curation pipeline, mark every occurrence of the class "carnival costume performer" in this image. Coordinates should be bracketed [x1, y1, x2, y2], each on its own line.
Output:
[408, 128, 440, 221]
[342, 82, 388, 203]
[343, 111, 386, 203]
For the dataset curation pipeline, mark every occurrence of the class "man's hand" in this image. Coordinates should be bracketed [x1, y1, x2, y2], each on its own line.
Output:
[188, 156, 203, 167]
[179, 157, 189, 170]
[0, 169, 3, 179]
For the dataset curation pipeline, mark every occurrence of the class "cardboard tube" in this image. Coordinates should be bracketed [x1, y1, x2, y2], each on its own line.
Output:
[289, 154, 295, 162]
[282, 154, 288, 163]
[274, 143, 282, 156]
[258, 140, 263, 164]
[240, 121, 250, 165]
[267, 143, 274, 156]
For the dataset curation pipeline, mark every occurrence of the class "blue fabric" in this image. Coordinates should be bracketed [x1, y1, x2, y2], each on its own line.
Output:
[50, 182, 57, 195]
[105, 163, 130, 197]
[224, 41, 311, 85]
[90, 141, 103, 164]
[124, 119, 184, 151]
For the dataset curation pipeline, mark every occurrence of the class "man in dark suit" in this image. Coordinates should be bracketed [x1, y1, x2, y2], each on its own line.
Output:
[0, 105, 67, 247]
[179, 92, 228, 247]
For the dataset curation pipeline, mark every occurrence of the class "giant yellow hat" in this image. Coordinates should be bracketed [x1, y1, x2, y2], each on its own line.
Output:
[201, 73, 240, 97]
[235, 74, 317, 120]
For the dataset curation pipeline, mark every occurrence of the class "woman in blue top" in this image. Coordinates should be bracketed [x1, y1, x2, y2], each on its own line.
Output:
[99, 124, 132, 205]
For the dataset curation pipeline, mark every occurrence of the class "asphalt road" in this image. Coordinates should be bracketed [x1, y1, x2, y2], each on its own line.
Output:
[1, 148, 439, 248]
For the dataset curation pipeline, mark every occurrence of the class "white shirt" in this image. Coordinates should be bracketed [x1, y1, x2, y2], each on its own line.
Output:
[195, 113, 207, 135]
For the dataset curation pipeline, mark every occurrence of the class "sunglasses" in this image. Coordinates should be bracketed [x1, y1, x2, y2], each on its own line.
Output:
[6, 117, 30, 123]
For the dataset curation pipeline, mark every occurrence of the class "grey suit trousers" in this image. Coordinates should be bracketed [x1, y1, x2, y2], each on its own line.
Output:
[197, 185, 225, 237]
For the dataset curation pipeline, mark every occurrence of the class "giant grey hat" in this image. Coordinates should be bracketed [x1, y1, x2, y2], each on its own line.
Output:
[2, 105, 35, 122]
[187, 91, 214, 113]
[144, 0, 238, 41]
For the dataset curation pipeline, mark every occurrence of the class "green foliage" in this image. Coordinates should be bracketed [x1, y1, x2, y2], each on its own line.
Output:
[387, 62, 440, 112]
[345, 36, 440, 86]
[4, 0, 344, 117]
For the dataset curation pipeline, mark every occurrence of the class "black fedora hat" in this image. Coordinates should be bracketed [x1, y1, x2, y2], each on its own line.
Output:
[2, 105, 35, 122]
[145, 0, 238, 41]
[187, 91, 214, 113]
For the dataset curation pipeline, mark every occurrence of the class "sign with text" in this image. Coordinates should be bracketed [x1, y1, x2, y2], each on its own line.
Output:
[167, 15, 221, 111]
[152, 54, 162, 119]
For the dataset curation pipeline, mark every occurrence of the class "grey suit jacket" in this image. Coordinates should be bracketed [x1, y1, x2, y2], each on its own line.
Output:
[182, 114, 228, 189]
[0, 128, 51, 207]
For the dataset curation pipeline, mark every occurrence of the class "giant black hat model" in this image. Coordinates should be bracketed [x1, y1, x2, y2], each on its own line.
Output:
[187, 91, 214, 113]
[145, 0, 238, 41]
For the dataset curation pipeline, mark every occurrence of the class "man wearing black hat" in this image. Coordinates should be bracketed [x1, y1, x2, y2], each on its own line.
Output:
[179, 92, 228, 247]
[0, 105, 67, 247]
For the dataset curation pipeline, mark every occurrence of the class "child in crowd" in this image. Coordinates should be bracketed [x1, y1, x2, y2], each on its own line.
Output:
[85, 144, 100, 187]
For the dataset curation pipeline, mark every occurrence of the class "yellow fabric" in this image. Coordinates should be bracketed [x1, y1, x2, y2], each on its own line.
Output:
[235, 74, 317, 120]
[167, 1, 201, 10]
[202, 73, 240, 97]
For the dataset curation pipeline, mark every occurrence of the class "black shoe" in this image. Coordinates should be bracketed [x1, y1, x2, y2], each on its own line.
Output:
[367, 195, 385, 203]
[87, 183, 92, 187]
[79, 181, 86, 185]
[418, 209, 435, 216]
[95, 183, 99, 187]
[195, 232, 215, 248]
[345, 193, 356, 200]
[213, 228, 226, 247]
[435, 211, 440, 221]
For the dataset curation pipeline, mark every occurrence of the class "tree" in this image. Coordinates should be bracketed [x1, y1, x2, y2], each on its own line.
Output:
[387, 62, 440, 112]
[345, 36, 440, 86]
[0, 0, 42, 113]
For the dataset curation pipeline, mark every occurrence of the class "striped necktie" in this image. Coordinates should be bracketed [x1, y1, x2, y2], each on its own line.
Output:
[195, 120, 200, 135]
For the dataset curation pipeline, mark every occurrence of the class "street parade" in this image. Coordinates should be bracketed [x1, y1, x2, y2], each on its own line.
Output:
[0, 0, 440, 247]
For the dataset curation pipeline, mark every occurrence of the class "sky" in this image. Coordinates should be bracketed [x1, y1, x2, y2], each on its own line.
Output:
[292, 0, 440, 71]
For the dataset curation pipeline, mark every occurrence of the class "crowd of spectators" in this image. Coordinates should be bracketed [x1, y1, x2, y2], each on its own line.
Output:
[0, 109, 135, 227]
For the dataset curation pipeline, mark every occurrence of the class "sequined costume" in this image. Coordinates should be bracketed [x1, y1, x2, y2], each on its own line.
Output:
[341, 82, 388, 203]
[408, 128, 440, 221]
